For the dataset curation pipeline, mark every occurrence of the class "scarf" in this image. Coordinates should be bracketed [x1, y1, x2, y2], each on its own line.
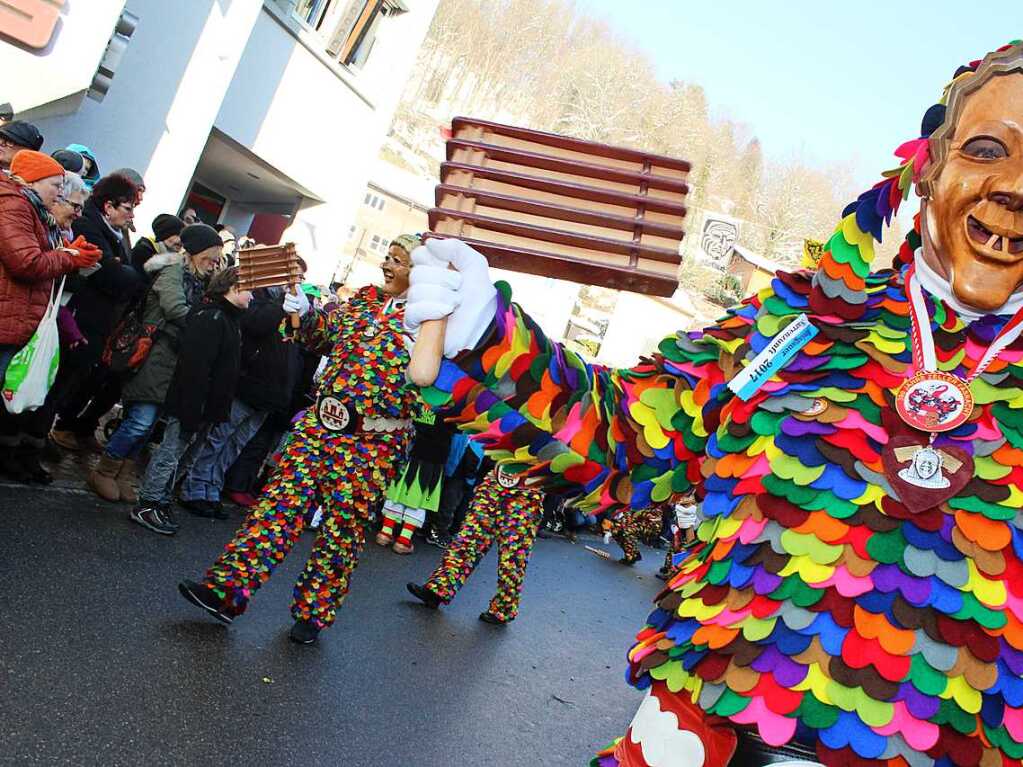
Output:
[20, 186, 63, 249]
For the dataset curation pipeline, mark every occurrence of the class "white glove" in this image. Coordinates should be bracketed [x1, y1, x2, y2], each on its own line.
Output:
[405, 238, 498, 358]
[283, 288, 310, 317]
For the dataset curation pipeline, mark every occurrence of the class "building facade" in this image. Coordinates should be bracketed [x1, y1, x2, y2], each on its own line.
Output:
[6, 0, 439, 282]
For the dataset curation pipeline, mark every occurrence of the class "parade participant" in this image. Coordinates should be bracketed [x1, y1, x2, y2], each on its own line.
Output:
[178, 234, 422, 646]
[604, 506, 664, 566]
[657, 493, 699, 581]
[378, 407, 451, 554]
[407, 465, 544, 624]
[405, 41, 1023, 767]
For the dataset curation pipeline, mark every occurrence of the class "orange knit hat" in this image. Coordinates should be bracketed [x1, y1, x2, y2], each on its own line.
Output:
[10, 150, 64, 183]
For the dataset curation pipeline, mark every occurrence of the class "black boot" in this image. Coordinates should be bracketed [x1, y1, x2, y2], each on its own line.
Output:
[0, 446, 31, 483]
[406, 582, 441, 609]
[289, 620, 321, 645]
[19, 446, 53, 485]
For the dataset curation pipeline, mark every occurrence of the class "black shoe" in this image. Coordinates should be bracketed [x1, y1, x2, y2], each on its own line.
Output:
[478, 611, 510, 625]
[178, 579, 233, 625]
[131, 504, 177, 535]
[211, 502, 229, 520]
[162, 505, 180, 531]
[19, 451, 53, 485]
[537, 528, 554, 539]
[406, 582, 441, 609]
[179, 498, 216, 518]
[425, 530, 450, 549]
[619, 553, 642, 566]
[0, 447, 31, 483]
[656, 571, 670, 581]
[289, 620, 321, 645]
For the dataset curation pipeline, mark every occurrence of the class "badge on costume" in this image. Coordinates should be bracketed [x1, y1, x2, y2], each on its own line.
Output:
[496, 466, 521, 489]
[727, 314, 818, 401]
[895, 371, 973, 433]
[317, 396, 352, 432]
[881, 436, 973, 513]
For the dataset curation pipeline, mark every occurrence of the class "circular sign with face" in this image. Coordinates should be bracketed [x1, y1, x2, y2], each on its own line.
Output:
[895, 371, 973, 433]
[496, 466, 520, 489]
[318, 396, 351, 432]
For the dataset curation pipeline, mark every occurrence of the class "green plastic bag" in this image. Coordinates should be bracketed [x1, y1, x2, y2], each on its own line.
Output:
[2, 278, 64, 414]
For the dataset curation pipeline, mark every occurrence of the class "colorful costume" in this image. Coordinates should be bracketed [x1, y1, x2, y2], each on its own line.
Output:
[416, 42, 1023, 767]
[198, 285, 415, 628]
[379, 407, 450, 553]
[421, 468, 544, 622]
[606, 506, 663, 564]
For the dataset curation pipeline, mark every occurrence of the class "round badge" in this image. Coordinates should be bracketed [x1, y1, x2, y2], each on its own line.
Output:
[496, 466, 520, 489]
[802, 397, 828, 417]
[895, 371, 973, 433]
[318, 396, 351, 432]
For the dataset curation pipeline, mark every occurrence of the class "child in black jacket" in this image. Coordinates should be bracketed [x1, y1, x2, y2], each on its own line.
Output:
[130, 267, 251, 536]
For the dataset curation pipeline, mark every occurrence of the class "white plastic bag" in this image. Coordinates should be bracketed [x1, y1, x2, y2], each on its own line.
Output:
[2, 277, 65, 414]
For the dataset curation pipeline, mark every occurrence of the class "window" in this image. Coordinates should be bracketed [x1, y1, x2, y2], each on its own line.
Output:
[369, 234, 386, 253]
[326, 0, 407, 69]
[363, 193, 385, 211]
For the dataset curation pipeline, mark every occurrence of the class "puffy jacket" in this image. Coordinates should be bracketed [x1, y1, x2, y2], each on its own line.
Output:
[0, 176, 73, 346]
[122, 261, 203, 404]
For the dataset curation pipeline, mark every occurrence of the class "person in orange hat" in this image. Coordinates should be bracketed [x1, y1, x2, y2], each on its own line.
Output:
[0, 151, 101, 481]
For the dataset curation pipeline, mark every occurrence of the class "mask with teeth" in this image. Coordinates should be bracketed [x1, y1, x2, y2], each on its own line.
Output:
[921, 67, 1023, 312]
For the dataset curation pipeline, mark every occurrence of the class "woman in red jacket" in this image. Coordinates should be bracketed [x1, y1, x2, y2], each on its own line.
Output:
[0, 150, 100, 480]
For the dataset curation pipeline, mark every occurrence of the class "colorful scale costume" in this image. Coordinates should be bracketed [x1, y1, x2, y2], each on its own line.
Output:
[418, 40, 1023, 767]
[423, 469, 544, 622]
[607, 506, 664, 564]
[202, 285, 416, 627]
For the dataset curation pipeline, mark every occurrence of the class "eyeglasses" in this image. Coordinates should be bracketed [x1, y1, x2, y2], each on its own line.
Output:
[117, 202, 135, 212]
[56, 197, 83, 214]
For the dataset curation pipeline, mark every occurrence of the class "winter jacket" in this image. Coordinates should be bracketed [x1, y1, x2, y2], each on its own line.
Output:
[0, 175, 73, 345]
[164, 297, 243, 433]
[235, 288, 298, 413]
[68, 198, 144, 344]
[121, 261, 204, 405]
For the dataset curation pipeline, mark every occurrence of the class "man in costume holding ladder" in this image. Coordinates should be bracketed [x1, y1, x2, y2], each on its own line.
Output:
[405, 41, 1023, 767]
[179, 234, 422, 645]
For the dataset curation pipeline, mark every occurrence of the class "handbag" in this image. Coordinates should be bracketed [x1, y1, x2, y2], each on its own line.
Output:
[3, 277, 66, 413]
[102, 289, 159, 373]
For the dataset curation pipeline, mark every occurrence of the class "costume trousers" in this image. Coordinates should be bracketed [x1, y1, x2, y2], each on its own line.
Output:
[424, 476, 543, 621]
[204, 411, 407, 628]
[609, 507, 662, 560]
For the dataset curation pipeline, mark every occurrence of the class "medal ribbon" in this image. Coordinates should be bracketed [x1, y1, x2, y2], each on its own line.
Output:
[906, 264, 1023, 381]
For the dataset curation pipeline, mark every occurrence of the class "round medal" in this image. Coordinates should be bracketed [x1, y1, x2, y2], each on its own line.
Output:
[895, 371, 973, 433]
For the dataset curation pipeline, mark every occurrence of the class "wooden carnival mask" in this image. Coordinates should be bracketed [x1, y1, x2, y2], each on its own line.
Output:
[920, 50, 1023, 312]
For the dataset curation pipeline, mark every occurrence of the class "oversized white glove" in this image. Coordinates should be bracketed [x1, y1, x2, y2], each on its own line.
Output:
[405, 238, 498, 358]
[283, 288, 310, 317]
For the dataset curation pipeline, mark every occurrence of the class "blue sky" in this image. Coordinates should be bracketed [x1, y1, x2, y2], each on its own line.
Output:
[572, 0, 1017, 188]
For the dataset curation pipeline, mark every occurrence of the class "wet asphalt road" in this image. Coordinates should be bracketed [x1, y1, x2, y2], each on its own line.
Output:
[0, 483, 662, 766]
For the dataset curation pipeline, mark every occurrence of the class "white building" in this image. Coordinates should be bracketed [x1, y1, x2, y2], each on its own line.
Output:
[4, 0, 439, 283]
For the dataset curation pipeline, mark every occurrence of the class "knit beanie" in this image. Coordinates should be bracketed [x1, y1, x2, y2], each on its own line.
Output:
[180, 223, 223, 255]
[10, 150, 65, 183]
[390, 233, 422, 256]
[152, 214, 185, 242]
[51, 149, 85, 174]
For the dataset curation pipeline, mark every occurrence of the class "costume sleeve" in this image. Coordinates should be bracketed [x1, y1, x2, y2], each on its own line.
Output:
[290, 303, 345, 357]
[421, 282, 743, 513]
